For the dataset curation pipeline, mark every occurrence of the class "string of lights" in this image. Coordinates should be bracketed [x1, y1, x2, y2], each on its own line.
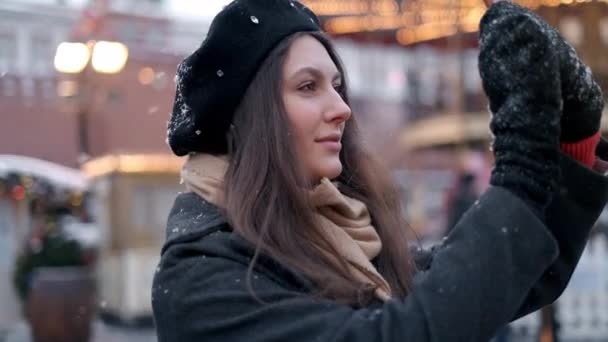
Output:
[300, 0, 608, 44]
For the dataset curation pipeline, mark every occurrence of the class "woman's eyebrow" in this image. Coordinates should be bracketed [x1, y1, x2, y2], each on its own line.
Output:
[290, 66, 342, 81]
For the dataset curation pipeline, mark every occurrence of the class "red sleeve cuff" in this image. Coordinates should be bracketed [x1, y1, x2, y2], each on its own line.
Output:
[560, 131, 601, 168]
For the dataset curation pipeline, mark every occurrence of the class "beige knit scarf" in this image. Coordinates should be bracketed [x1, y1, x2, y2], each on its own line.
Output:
[181, 153, 392, 301]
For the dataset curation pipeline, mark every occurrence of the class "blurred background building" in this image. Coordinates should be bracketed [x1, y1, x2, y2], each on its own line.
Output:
[1, 0, 608, 341]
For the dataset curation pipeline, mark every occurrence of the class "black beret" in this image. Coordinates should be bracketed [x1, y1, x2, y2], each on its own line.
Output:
[167, 0, 321, 156]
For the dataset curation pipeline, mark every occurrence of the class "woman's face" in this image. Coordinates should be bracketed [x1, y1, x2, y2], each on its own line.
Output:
[282, 35, 352, 183]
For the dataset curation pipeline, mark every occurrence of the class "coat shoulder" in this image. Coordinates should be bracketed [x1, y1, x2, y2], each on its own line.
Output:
[156, 191, 318, 306]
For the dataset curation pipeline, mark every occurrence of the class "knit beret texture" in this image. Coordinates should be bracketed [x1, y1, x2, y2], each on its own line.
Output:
[167, 0, 321, 156]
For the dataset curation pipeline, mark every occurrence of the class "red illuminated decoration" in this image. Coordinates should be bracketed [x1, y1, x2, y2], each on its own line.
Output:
[12, 185, 26, 201]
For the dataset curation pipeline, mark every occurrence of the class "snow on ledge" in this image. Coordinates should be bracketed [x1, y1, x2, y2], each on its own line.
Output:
[0, 154, 87, 191]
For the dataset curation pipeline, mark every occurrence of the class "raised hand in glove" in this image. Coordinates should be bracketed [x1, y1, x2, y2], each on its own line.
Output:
[479, 4, 562, 213]
[484, 1, 604, 167]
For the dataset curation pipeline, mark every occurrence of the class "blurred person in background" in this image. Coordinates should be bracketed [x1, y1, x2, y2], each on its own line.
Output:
[445, 172, 478, 235]
[152, 1, 608, 341]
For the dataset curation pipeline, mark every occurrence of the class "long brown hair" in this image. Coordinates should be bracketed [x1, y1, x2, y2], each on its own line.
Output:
[224, 31, 415, 307]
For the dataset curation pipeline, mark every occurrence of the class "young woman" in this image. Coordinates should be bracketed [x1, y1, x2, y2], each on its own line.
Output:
[153, 1, 608, 341]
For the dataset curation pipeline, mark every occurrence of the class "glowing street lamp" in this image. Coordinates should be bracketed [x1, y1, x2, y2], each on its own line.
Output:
[54, 42, 91, 74]
[54, 40, 129, 75]
[90, 41, 129, 74]
[53, 40, 129, 162]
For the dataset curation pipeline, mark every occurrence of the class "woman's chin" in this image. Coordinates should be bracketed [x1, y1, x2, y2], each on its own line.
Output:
[316, 161, 343, 181]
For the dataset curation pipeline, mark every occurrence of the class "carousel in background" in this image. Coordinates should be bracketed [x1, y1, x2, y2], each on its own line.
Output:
[300, 0, 608, 237]
[301, 0, 608, 151]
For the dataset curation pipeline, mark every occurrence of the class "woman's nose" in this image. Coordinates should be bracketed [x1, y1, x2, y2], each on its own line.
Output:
[325, 90, 351, 124]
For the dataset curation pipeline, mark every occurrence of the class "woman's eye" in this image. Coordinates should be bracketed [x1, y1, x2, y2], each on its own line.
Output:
[299, 82, 316, 92]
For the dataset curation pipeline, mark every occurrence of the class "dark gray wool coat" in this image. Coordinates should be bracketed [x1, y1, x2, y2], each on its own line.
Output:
[152, 153, 608, 342]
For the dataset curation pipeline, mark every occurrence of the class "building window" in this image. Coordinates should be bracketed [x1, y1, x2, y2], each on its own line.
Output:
[2, 77, 16, 97]
[31, 33, 56, 75]
[559, 16, 583, 46]
[42, 79, 55, 99]
[146, 26, 164, 47]
[121, 23, 138, 45]
[21, 78, 34, 98]
[463, 49, 481, 94]
[0, 33, 17, 73]
[600, 17, 608, 46]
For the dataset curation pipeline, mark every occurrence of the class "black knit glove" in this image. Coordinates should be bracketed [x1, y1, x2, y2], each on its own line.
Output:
[485, 1, 603, 143]
[479, 4, 562, 213]
[558, 40, 604, 142]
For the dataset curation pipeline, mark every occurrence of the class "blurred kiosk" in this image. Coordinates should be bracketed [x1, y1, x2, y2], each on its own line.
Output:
[82, 154, 183, 323]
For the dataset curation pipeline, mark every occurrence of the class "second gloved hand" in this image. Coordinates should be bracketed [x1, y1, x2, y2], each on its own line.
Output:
[483, 1, 603, 144]
[479, 4, 562, 213]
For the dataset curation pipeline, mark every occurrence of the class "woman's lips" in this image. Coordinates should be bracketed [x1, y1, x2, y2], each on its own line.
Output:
[317, 140, 342, 152]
